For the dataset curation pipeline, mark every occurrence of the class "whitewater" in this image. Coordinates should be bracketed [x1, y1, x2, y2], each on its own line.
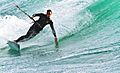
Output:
[0, 0, 120, 73]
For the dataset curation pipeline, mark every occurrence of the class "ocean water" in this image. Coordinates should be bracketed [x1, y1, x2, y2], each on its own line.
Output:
[0, 0, 120, 73]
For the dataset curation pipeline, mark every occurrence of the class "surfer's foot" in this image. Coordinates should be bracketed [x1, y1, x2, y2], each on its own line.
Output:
[17, 44, 20, 49]
[55, 44, 59, 48]
[14, 40, 20, 49]
[14, 40, 17, 43]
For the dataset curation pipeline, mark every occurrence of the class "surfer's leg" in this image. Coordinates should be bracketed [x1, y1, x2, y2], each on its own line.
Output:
[15, 23, 42, 43]
[15, 30, 38, 42]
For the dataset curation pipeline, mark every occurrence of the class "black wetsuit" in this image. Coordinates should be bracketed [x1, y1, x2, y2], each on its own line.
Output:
[15, 13, 56, 42]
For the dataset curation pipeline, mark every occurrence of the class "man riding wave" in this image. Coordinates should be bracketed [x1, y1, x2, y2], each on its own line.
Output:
[15, 9, 58, 47]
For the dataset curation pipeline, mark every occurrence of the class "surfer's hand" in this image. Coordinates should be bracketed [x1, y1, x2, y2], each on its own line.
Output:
[32, 14, 36, 17]
[55, 37, 57, 42]
[30, 21, 34, 24]
[54, 37, 59, 48]
[31, 16, 34, 19]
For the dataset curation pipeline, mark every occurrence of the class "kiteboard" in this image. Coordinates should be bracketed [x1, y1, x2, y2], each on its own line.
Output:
[7, 41, 20, 52]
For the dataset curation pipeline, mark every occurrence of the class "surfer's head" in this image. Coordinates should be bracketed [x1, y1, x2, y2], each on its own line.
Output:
[46, 9, 52, 17]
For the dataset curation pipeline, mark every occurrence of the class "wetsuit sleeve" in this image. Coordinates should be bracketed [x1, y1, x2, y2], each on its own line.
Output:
[32, 13, 43, 17]
[49, 20, 57, 37]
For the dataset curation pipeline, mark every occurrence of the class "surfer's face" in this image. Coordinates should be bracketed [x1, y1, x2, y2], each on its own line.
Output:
[47, 11, 52, 17]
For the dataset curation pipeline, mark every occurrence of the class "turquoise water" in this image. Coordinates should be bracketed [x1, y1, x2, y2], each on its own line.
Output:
[0, 0, 120, 73]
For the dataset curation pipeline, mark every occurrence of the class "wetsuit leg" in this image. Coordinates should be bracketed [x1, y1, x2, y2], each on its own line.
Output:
[15, 30, 38, 42]
[15, 23, 42, 42]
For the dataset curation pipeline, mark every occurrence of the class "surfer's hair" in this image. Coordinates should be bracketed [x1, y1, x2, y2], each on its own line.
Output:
[47, 9, 52, 13]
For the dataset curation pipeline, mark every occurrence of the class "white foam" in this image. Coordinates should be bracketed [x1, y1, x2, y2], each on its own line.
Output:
[0, 15, 31, 41]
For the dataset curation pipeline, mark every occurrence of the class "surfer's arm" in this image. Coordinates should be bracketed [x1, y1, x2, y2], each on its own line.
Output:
[31, 13, 43, 23]
[32, 13, 43, 17]
[49, 20, 59, 48]
[49, 20, 56, 37]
